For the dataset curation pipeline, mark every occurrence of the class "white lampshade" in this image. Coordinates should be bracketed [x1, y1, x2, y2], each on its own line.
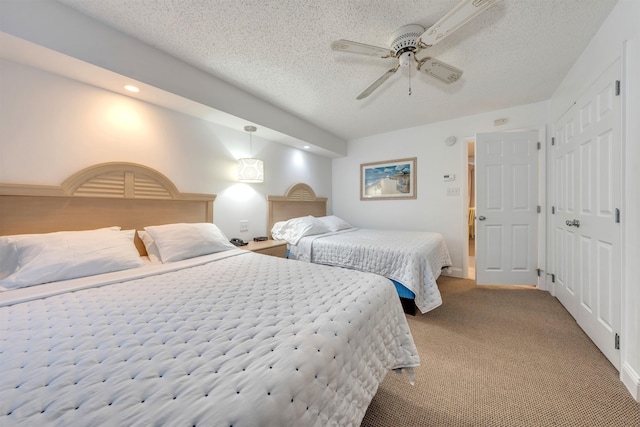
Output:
[237, 158, 264, 183]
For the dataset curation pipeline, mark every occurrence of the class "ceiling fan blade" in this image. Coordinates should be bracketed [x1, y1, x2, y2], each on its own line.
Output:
[418, 0, 501, 48]
[356, 65, 400, 100]
[331, 39, 393, 58]
[417, 58, 463, 84]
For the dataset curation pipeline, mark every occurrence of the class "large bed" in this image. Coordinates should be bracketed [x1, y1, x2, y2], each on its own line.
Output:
[267, 183, 452, 315]
[0, 163, 420, 426]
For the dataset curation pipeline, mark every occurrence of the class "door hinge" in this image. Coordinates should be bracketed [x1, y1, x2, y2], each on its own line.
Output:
[537, 141, 541, 150]
[615, 208, 620, 223]
[551, 206, 555, 214]
[551, 137, 556, 146]
[537, 268, 542, 277]
[551, 274, 556, 283]
[537, 205, 541, 214]
[615, 80, 621, 96]
[615, 333, 620, 350]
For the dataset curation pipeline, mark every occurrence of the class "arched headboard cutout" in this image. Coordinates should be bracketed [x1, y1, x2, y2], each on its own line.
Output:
[282, 183, 318, 201]
[61, 162, 181, 199]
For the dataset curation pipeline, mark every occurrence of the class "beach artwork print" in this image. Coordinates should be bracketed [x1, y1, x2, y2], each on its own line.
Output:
[360, 158, 416, 200]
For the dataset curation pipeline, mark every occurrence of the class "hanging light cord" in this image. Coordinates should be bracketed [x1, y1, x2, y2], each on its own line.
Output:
[244, 125, 257, 157]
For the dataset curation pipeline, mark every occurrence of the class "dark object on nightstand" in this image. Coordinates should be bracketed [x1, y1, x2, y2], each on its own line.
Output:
[230, 238, 248, 246]
[253, 236, 268, 242]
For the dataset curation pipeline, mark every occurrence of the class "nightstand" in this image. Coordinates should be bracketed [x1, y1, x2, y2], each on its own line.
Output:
[241, 239, 287, 258]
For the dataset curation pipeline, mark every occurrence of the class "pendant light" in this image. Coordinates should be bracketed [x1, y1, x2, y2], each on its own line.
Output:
[237, 125, 264, 183]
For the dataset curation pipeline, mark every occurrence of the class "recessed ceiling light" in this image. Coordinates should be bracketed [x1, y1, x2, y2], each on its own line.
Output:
[124, 85, 140, 93]
[303, 145, 310, 149]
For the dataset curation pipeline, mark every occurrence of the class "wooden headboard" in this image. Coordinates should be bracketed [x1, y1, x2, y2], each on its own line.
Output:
[266, 183, 327, 238]
[0, 162, 216, 255]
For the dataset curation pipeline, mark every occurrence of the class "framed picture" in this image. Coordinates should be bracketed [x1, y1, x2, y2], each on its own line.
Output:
[360, 157, 417, 200]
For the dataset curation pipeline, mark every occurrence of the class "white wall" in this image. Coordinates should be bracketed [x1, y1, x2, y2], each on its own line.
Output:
[0, 59, 332, 240]
[332, 101, 548, 277]
[549, 0, 640, 401]
[0, 0, 346, 157]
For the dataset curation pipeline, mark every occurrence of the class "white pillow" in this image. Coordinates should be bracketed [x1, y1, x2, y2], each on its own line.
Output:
[317, 215, 352, 232]
[144, 223, 236, 263]
[0, 228, 143, 290]
[137, 230, 162, 264]
[270, 221, 287, 239]
[0, 237, 19, 281]
[270, 215, 329, 245]
[0, 226, 121, 281]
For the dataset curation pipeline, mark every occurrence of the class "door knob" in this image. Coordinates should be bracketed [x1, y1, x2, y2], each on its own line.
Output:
[478, 216, 486, 221]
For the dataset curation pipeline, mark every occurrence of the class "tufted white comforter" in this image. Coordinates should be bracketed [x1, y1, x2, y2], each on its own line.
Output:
[289, 229, 452, 313]
[0, 250, 419, 427]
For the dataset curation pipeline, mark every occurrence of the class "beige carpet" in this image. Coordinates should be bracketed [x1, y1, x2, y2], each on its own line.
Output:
[362, 276, 640, 426]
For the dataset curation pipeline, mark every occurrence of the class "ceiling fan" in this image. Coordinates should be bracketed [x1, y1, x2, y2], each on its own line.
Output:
[331, 0, 501, 100]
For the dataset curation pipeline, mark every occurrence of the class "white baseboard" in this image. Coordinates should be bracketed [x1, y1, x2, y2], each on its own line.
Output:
[442, 267, 464, 278]
[621, 362, 640, 402]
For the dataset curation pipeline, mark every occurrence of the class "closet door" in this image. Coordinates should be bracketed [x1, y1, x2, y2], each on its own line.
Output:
[552, 58, 621, 369]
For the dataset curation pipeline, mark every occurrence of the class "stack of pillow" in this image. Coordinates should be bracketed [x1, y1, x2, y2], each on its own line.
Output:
[271, 215, 352, 245]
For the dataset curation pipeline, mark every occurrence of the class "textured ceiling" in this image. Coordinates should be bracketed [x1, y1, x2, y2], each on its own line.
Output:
[56, 0, 618, 141]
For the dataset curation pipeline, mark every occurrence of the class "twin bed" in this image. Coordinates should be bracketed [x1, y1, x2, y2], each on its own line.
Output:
[0, 163, 420, 426]
[267, 184, 452, 315]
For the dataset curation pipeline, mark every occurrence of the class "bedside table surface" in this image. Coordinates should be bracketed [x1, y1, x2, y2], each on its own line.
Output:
[241, 239, 287, 258]
[242, 239, 287, 251]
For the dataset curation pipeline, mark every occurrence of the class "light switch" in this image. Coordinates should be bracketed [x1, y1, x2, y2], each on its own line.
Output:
[447, 187, 460, 196]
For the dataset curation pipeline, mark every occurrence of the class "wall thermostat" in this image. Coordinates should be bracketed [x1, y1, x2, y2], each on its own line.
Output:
[444, 174, 456, 182]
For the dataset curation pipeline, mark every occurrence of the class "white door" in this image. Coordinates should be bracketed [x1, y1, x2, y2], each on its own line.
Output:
[475, 131, 539, 285]
[552, 59, 621, 368]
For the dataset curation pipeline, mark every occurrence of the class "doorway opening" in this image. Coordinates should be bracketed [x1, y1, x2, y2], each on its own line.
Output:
[467, 139, 475, 280]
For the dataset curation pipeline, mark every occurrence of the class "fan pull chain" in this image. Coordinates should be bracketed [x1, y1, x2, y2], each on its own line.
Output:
[408, 65, 412, 96]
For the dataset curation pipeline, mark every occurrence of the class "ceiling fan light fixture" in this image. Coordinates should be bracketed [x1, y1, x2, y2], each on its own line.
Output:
[399, 51, 414, 67]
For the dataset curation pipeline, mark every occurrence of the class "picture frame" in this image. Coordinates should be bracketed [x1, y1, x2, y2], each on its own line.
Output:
[360, 157, 417, 200]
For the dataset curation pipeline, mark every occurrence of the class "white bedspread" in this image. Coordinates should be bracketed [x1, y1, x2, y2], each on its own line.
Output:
[0, 251, 419, 426]
[289, 229, 452, 313]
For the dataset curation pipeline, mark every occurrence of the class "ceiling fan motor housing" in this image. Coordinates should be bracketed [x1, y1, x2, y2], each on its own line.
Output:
[389, 24, 425, 56]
